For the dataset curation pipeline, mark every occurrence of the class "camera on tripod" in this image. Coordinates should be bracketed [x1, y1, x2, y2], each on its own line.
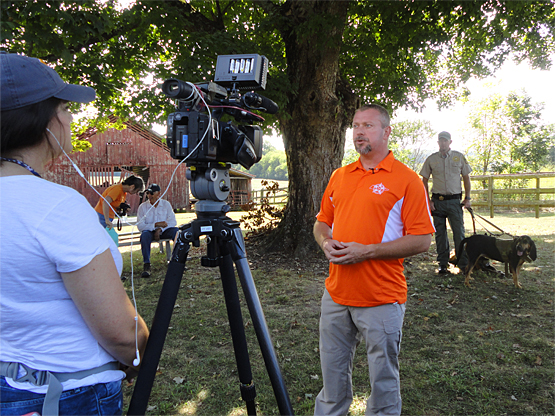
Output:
[162, 54, 277, 170]
[128, 56, 294, 416]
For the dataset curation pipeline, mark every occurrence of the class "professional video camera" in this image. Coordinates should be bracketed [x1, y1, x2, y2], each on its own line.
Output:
[162, 54, 278, 171]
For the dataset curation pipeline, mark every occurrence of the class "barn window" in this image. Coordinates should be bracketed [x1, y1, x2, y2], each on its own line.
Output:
[88, 166, 121, 187]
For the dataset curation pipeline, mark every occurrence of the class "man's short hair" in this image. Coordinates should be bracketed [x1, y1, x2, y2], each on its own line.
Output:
[355, 104, 390, 128]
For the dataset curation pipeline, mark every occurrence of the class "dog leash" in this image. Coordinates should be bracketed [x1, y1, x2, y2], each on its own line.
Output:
[466, 207, 513, 237]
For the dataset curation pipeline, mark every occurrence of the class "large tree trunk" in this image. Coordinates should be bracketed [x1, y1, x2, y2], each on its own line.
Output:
[262, 1, 358, 258]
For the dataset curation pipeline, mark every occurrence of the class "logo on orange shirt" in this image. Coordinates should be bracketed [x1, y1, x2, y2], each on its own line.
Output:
[370, 183, 389, 195]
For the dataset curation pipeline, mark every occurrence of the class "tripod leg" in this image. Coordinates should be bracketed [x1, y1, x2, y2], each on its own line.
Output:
[127, 238, 190, 416]
[228, 229, 295, 416]
[218, 247, 257, 416]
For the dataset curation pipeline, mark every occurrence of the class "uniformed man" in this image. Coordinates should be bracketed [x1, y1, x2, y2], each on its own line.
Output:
[420, 131, 471, 274]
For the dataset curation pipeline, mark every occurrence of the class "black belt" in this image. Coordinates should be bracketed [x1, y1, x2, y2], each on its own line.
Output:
[432, 193, 461, 201]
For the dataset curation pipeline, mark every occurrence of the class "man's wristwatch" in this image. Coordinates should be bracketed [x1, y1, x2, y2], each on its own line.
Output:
[464, 196, 471, 200]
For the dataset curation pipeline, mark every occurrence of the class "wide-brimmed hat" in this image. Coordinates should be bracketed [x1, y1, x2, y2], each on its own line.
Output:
[1, 53, 95, 111]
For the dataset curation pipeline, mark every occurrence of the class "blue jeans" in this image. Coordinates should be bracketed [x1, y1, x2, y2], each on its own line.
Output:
[0, 377, 123, 415]
[140, 227, 179, 263]
[97, 212, 112, 228]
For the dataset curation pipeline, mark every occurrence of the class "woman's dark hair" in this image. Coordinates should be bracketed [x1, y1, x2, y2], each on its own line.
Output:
[122, 175, 145, 192]
[1, 97, 62, 154]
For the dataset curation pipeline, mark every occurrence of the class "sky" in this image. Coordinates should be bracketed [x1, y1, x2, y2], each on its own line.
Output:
[393, 55, 555, 151]
[268, 55, 555, 152]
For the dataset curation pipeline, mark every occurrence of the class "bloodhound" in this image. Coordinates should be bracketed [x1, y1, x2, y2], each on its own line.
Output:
[456, 234, 537, 288]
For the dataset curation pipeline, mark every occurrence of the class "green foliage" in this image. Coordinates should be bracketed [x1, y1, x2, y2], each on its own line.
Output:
[0, 0, 286, 130]
[389, 120, 435, 172]
[236, 142, 288, 180]
[341, 1, 555, 111]
[466, 90, 555, 174]
[2, 1, 553, 130]
[342, 149, 359, 166]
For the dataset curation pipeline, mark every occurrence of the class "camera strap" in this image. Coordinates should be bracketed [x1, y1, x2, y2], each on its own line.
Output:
[0, 361, 119, 416]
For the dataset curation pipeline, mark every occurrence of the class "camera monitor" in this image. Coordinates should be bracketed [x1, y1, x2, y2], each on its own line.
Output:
[214, 54, 268, 90]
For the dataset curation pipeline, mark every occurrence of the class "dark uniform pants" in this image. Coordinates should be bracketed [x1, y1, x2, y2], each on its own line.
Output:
[432, 198, 468, 269]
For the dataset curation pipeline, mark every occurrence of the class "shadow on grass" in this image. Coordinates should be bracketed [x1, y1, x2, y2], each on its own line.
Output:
[120, 213, 553, 415]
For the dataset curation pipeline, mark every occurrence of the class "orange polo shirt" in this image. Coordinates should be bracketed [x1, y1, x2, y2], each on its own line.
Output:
[94, 183, 126, 219]
[316, 151, 435, 307]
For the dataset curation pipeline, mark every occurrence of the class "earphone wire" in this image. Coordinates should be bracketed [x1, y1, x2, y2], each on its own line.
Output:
[46, 83, 212, 366]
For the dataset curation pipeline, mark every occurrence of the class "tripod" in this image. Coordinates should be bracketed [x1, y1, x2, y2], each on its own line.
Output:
[127, 166, 294, 416]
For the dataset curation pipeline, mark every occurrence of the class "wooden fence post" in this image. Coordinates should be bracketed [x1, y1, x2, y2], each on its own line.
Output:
[535, 177, 540, 219]
[488, 176, 494, 218]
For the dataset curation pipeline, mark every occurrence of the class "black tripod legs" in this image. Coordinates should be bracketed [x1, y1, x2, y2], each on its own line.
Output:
[228, 228, 295, 416]
[127, 218, 294, 415]
[127, 241, 190, 416]
[218, 250, 257, 415]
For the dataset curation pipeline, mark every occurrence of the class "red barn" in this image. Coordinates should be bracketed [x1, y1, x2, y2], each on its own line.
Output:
[44, 116, 189, 214]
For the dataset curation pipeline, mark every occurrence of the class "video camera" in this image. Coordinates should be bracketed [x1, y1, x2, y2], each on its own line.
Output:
[162, 54, 278, 170]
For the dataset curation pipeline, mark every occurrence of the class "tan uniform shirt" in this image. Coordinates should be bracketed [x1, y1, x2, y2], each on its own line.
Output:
[420, 150, 472, 195]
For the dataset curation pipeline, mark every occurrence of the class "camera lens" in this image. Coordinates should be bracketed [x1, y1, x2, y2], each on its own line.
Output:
[162, 79, 195, 99]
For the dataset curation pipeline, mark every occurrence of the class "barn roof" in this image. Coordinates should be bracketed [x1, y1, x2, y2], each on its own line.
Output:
[230, 169, 255, 179]
[78, 115, 168, 151]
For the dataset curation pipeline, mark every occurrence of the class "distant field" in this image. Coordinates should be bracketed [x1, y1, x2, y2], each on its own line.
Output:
[250, 178, 288, 191]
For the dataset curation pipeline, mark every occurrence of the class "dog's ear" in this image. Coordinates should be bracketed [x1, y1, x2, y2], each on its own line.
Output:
[528, 238, 537, 261]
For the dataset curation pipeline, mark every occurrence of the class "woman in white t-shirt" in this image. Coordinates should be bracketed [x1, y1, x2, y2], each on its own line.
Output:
[0, 53, 149, 416]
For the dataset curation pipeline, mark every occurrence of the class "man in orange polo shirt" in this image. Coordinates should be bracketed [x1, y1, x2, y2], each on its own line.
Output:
[313, 104, 435, 416]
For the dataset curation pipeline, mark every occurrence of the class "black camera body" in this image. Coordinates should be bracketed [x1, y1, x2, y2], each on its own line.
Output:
[166, 111, 263, 169]
[163, 54, 276, 170]
[118, 201, 131, 216]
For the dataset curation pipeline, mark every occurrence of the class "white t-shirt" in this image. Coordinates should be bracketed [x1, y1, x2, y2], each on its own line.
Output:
[0, 175, 125, 392]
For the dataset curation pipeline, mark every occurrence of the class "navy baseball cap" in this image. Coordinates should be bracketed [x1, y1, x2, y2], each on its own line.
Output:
[147, 184, 161, 193]
[1, 53, 96, 111]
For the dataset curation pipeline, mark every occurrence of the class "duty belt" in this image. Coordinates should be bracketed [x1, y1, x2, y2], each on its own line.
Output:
[432, 193, 461, 201]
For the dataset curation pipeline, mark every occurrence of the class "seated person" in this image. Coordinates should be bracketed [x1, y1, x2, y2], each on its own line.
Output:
[136, 184, 179, 277]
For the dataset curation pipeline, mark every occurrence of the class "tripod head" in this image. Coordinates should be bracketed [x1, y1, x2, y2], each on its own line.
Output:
[186, 162, 232, 215]
[180, 162, 238, 267]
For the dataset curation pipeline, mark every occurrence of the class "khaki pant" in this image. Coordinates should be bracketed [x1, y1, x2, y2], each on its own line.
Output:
[314, 290, 405, 416]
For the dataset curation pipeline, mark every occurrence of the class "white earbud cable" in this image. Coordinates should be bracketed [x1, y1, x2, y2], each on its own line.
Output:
[46, 84, 213, 367]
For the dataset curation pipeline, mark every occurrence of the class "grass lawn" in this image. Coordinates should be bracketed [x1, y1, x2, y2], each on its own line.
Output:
[120, 210, 554, 415]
